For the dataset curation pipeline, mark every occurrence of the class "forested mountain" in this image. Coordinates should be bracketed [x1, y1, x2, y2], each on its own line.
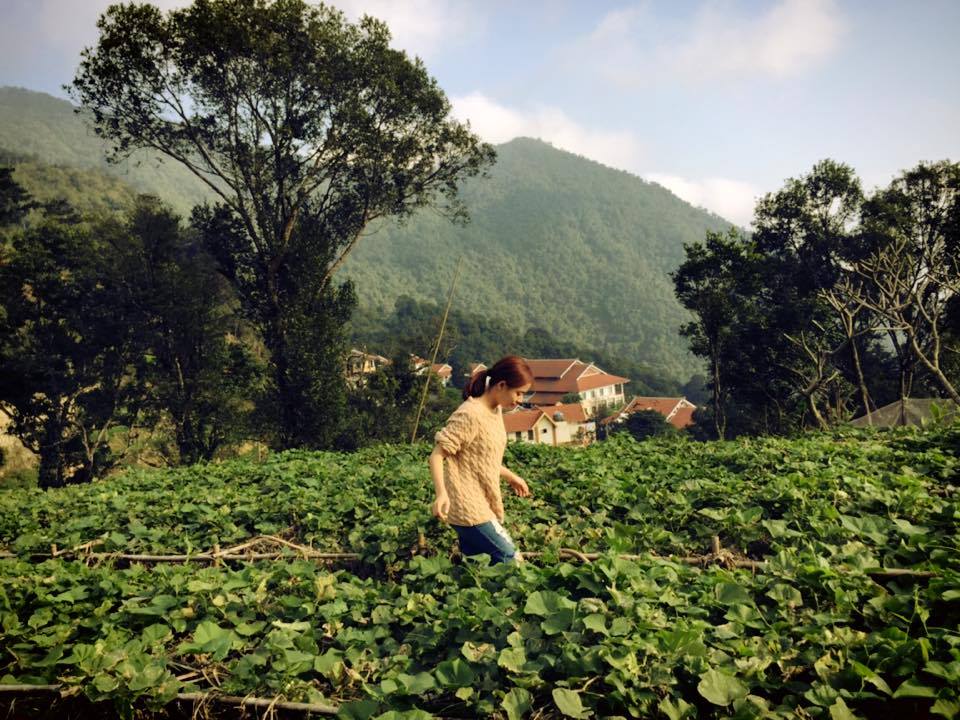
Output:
[344, 137, 732, 381]
[1, 86, 732, 383]
[0, 87, 207, 214]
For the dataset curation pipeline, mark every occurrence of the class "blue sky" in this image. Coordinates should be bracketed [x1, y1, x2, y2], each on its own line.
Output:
[2, 0, 958, 225]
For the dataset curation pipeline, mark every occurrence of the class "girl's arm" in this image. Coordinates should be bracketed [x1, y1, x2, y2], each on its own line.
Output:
[500, 465, 531, 497]
[429, 445, 451, 520]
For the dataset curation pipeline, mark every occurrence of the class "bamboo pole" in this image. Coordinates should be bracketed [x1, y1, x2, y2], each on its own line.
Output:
[410, 257, 463, 443]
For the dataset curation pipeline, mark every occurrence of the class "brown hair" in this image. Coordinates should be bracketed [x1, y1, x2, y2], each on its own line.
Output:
[463, 355, 534, 399]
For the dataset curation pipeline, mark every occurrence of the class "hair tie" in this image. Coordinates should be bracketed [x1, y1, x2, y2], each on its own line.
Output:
[484, 375, 491, 390]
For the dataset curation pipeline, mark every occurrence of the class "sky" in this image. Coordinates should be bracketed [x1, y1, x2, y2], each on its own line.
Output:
[2, 0, 959, 226]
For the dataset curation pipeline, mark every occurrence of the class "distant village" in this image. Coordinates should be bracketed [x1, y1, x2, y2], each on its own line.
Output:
[347, 349, 697, 445]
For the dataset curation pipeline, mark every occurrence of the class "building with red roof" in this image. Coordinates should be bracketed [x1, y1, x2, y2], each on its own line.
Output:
[603, 396, 697, 429]
[524, 358, 629, 415]
[503, 401, 593, 445]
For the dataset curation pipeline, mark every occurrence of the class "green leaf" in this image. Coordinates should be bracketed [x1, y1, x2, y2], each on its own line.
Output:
[714, 583, 753, 605]
[658, 697, 694, 720]
[435, 658, 474, 687]
[697, 669, 748, 706]
[397, 672, 436, 695]
[931, 698, 960, 719]
[829, 698, 859, 720]
[893, 679, 937, 698]
[552, 688, 591, 719]
[850, 661, 892, 695]
[498, 647, 527, 674]
[180, 620, 237, 661]
[503, 688, 532, 720]
[461, 641, 496, 663]
[93, 673, 119, 693]
[582, 614, 608, 635]
[337, 699, 380, 720]
[542, 609, 574, 635]
[314, 649, 344, 678]
[525, 591, 576, 617]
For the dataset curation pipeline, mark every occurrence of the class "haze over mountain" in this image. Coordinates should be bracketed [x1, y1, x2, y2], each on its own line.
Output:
[0, 86, 732, 382]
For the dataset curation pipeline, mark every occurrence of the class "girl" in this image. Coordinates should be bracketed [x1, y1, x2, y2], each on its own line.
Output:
[429, 355, 533, 563]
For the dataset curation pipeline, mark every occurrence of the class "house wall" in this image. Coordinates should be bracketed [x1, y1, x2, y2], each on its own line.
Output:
[579, 385, 625, 414]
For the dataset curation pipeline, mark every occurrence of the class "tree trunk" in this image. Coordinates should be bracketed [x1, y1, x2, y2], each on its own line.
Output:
[849, 338, 873, 424]
[711, 350, 726, 440]
[906, 331, 960, 404]
[807, 393, 829, 430]
[37, 419, 66, 489]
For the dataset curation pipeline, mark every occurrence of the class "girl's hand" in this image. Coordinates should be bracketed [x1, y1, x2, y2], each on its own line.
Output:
[432, 494, 450, 521]
[508, 476, 531, 498]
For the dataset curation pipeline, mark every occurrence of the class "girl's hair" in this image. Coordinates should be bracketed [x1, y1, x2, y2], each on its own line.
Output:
[463, 355, 534, 399]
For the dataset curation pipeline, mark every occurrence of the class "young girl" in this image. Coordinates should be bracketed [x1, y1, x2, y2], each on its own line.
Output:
[429, 355, 533, 563]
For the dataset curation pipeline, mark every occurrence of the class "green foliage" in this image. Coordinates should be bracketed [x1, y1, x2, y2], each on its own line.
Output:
[1, 152, 138, 216]
[352, 295, 685, 395]
[344, 137, 732, 384]
[340, 355, 461, 450]
[0, 425, 958, 717]
[0, 88, 208, 215]
[0, 194, 141, 487]
[68, 1, 494, 450]
[675, 158, 960, 438]
[1, 89, 730, 389]
[616, 409, 676, 441]
[108, 197, 264, 464]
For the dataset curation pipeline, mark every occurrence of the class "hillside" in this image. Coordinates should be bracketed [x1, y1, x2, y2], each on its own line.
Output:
[343, 137, 731, 380]
[0, 87, 209, 215]
[0, 87, 732, 382]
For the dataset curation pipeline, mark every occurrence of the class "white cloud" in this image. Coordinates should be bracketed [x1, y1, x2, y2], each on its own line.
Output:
[645, 173, 759, 226]
[583, 0, 845, 86]
[452, 92, 758, 224]
[333, 0, 481, 58]
[451, 92, 645, 173]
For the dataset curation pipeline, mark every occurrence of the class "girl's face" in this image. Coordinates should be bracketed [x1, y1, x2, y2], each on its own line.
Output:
[491, 381, 531, 409]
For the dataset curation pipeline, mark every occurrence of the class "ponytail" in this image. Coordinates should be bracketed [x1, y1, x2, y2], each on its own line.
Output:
[463, 356, 534, 399]
[464, 370, 489, 399]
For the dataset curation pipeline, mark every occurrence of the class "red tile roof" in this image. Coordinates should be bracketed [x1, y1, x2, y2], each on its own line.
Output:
[503, 408, 553, 433]
[525, 358, 628, 394]
[524, 359, 580, 379]
[603, 397, 697, 428]
[431, 363, 452, 378]
[534, 402, 588, 423]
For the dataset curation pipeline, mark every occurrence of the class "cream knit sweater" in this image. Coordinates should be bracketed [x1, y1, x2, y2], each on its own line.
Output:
[434, 397, 507, 526]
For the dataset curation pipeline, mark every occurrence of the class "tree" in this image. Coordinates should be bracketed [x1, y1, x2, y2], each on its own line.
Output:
[107, 197, 263, 464]
[70, 0, 495, 448]
[673, 228, 761, 438]
[752, 160, 871, 429]
[0, 200, 141, 487]
[852, 161, 960, 404]
[618, 409, 675, 441]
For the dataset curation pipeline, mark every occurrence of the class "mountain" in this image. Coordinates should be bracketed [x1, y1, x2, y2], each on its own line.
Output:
[0, 87, 208, 214]
[0, 87, 731, 383]
[342, 138, 731, 381]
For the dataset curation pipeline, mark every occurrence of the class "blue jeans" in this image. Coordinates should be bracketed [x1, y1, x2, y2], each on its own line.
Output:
[452, 519, 517, 564]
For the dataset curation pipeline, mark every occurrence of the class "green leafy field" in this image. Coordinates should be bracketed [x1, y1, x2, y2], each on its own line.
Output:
[1, 427, 959, 718]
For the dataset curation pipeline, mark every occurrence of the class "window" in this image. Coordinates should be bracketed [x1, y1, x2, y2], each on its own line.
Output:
[542, 427, 548, 434]
[527, 430, 533, 440]
[515, 432, 521, 441]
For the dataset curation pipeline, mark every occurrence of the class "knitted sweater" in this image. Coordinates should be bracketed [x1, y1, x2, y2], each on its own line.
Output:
[434, 397, 507, 526]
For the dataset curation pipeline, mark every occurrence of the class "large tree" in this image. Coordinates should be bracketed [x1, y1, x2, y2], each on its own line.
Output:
[106, 197, 263, 464]
[0, 200, 141, 487]
[70, 0, 495, 447]
[853, 161, 960, 404]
